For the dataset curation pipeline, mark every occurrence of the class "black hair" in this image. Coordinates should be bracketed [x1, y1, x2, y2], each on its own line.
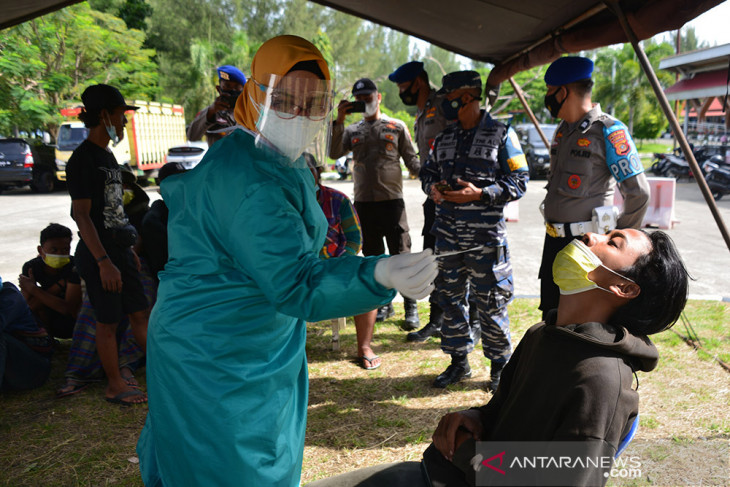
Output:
[566, 78, 594, 97]
[611, 230, 690, 336]
[78, 107, 102, 128]
[40, 223, 72, 245]
[416, 70, 429, 86]
[288, 60, 326, 80]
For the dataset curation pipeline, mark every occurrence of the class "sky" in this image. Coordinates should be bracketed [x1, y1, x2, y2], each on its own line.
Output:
[684, 1, 730, 46]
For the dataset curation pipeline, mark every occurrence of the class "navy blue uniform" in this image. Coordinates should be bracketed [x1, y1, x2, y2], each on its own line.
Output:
[421, 111, 528, 360]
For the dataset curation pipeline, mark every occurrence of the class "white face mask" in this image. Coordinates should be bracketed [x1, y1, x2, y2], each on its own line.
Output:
[364, 100, 378, 117]
[257, 115, 323, 162]
[104, 113, 120, 147]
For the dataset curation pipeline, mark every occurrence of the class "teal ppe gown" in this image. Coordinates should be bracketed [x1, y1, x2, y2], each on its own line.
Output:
[137, 130, 395, 487]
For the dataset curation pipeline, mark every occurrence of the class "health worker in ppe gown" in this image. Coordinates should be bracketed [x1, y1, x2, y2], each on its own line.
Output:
[136, 35, 438, 487]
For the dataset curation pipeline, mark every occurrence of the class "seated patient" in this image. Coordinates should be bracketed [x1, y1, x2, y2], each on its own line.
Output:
[19, 223, 82, 339]
[306, 229, 689, 487]
[0, 277, 54, 391]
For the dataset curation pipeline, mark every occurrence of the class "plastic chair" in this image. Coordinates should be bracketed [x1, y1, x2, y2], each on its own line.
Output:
[615, 414, 639, 458]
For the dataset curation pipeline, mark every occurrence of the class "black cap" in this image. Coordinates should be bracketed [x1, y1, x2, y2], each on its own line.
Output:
[81, 84, 139, 113]
[436, 71, 482, 95]
[352, 78, 377, 96]
[158, 162, 187, 182]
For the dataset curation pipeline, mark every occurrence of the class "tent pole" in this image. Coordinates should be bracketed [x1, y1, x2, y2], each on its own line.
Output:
[607, 0, 730, 253]
[508, 77, 550, 150]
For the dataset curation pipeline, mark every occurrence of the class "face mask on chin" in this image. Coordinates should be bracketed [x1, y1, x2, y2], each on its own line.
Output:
[43, 253, 71, 269]
[552, 239, 636, 295]
[257, 114, 323, 162]
[544, 87, 567, 118]
[104, 112, 120, 147]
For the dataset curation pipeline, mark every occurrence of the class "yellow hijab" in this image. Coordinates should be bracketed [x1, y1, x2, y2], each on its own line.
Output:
[234, 35, 331, 132]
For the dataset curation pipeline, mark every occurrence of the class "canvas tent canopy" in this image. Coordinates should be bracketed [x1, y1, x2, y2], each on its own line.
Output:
[2, 0, 729, 250]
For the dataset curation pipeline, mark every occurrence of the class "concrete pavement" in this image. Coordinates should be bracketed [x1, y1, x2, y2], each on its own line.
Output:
[2, 175, 729, 300]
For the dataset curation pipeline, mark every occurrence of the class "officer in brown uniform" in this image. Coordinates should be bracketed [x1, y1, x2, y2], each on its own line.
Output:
[540, 56, 650, 318]
[330, 78, 421, 362]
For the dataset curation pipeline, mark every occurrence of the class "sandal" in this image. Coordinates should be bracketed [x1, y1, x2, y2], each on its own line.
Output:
[56, 379, 89, 398]
[105, 389, 147, 406]
[120, 368, 140, 388]
[359, 355, 381, 370]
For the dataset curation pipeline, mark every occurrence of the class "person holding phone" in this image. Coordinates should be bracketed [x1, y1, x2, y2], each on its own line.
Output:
[329, 78, 423, 369]
[420, 71, 529, 391]
[186, 65, 247, 147]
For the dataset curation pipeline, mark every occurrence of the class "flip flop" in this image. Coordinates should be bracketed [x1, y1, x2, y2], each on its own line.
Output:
[120, 369, 140, 388]
[56, 379, 89, 398]
[105, 389, 147, 407]
[359, 355, 381, 370]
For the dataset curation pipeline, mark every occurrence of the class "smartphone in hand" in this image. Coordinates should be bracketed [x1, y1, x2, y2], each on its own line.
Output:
[346, 101, 366, 113]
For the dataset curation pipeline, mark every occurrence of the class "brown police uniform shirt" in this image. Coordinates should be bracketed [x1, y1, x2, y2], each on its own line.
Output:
[330, 114, 420, 202]
[543, 104, 649, 228]
[414, 89, 449, 165]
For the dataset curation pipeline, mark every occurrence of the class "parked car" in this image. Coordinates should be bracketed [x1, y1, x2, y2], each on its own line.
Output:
[515, 123, 557, 179]
[0, 138, 34, 193]
[164, 141, 208, 171]
[0, 138, 56, 193]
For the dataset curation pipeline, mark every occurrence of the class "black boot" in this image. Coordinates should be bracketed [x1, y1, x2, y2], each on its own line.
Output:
[402, 298, 420, 330]
[406, 320, 441, 342]
[433, 354, 471, 388]
[376, 303, 394, 322]
[488, 360, 506, 393]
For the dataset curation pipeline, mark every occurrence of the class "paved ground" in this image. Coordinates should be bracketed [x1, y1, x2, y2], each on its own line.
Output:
[2, 175, 729, 300]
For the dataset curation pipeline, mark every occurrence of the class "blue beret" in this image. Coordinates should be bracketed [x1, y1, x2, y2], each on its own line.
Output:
[388, 61, 425, 83]
[217, 65, 247, 86]
[436, 70, 482, 95]
[544, 57, 593, 86]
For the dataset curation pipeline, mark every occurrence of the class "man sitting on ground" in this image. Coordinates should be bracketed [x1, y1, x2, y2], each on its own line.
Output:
[19, 223, 82, 339]
[306, 229, 690, 487]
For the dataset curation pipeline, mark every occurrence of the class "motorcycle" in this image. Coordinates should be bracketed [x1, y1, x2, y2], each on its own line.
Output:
[650, 151, 691, 179]
[335, 153, 353, 180]
[701, 155, 730, 201]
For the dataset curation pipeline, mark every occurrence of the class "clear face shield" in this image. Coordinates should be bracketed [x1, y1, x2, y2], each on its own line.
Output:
[254, 73, 334, 167]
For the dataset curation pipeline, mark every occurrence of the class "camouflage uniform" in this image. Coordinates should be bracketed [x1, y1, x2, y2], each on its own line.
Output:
[421, 111, 528, 361]
[539, 104, 650, 314]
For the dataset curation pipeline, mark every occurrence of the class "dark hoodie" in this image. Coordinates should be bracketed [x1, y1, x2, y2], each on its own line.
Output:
[477, 311, 657, 447]
[423, 312, 658, 487]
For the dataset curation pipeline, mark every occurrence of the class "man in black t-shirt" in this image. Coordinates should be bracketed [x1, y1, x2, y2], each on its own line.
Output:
[19, 223, 81, 339]
[65, 84, 148, 406]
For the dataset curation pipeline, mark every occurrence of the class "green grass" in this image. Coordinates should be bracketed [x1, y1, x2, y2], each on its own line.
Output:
[1, 298, 728, 486]
[635, 139, 674, 169]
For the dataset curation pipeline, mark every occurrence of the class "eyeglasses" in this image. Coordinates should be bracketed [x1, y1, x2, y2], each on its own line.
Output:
[269, 90, 332, 121]
[256, 79, 333, 121]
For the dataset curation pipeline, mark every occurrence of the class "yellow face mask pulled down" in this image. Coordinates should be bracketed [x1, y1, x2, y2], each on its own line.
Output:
[552, 239, 634, 295]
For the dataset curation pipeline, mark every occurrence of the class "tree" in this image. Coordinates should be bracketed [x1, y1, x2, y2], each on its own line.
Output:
[0, 3, 157, 139]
